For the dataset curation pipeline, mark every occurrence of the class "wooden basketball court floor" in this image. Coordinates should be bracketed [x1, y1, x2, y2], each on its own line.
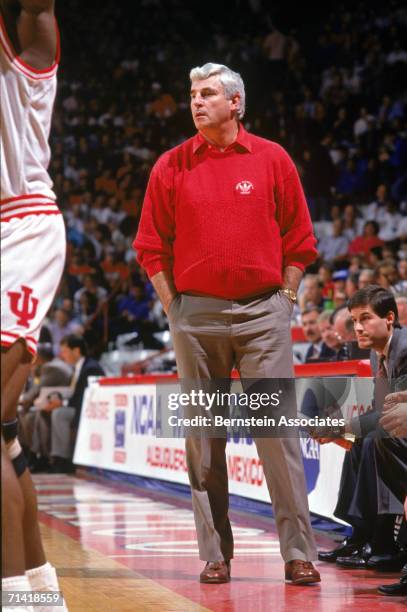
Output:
[34, 473, 406, 611]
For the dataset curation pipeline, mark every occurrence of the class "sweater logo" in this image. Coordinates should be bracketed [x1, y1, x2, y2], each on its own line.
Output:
[235, 180, 254, 195]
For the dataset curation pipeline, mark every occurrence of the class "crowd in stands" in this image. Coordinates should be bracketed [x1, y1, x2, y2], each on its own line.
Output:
[36, 0, 406, 360]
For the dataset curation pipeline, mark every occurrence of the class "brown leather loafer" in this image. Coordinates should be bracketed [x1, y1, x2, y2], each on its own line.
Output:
[200, 560, 231, 584]
[285, 560, 321, 585]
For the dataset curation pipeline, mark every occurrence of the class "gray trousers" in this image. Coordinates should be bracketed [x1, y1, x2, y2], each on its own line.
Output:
[32, 411, 51, 457]
[168, 291, 317, 563]
[19, 409, 50, 457]
[19, 409, 36, 450]
[20, 407, 75, 459]
[50, 407, 76, 459]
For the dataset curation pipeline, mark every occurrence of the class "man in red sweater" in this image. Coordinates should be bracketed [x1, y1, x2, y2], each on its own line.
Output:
[134, 63, 320, 585]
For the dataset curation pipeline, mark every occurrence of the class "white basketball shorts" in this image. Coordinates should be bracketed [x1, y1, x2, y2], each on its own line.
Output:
[1, 213, 66, 357]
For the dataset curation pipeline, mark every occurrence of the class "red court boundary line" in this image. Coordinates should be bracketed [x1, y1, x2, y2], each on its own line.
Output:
[98, 360, 372, 386]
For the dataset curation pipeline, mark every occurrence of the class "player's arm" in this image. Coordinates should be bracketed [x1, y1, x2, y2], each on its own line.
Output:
[16, 0, 57, 69]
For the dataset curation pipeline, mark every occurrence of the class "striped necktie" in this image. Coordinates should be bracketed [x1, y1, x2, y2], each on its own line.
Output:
[377, 354, 387, 378]
[375, 354, 389, 412]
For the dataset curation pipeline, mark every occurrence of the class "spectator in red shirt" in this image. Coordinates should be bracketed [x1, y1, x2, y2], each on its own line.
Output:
[348, 220, 385, 261]
[135, 62, 320, 587]
[318, 263, 335, 306]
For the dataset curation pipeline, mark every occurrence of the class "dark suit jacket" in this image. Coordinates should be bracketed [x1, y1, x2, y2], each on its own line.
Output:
[347, 341, 371, 360]
[71, 357, 105, 428]
[305, 342, 336, 363]
[353, 327, 407, 437]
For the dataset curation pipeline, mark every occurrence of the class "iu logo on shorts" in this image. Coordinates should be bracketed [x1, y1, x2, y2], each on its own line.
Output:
[235, 180, 254, 195]
[7, 285, 39, 328]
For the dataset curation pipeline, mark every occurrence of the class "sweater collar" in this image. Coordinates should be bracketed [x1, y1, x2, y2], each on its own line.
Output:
[192, 124, 252, 154]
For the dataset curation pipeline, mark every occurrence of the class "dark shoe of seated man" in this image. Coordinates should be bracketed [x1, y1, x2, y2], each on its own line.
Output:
[378, 574, 407, 596]
[29, 455, 51, 473]
[285, 560, 321, 585]
[336, 543, 373, 568]
[200, 560, 231, 584]
[318, 536, 365, 563]
[367, 549, 407, 572]
[337, 541, 404, 570]
[51, 456, 75, 474]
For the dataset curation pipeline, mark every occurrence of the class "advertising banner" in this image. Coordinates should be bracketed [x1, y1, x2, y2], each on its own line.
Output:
[74, 378, 374, 522]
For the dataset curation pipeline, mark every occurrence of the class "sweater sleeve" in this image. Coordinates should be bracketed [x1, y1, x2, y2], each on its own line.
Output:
[133, 155, 175, 278]
[276, 155, 318, 271]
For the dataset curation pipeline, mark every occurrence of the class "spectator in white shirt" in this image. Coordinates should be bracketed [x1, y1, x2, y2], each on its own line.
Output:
[363, 183, 388, 220]
[44, 309, 83, 357]
[354, 107, 373, 138]
[318, 219, 350, 262]
[377, 201, 403, 242]
[343, 204, 363, 241]
[73, 275, 107, 314]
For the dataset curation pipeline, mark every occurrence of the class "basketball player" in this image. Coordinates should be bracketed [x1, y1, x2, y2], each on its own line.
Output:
[1, 1, 67, 609]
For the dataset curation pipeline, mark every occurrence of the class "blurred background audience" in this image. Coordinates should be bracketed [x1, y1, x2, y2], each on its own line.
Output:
[37, 0, 405, 364]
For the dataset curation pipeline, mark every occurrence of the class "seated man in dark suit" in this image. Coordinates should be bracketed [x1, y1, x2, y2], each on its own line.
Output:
[347, 287, 406, 437]
[376, 390, 407, 596]
[18, 343, 72, 471]
[42, 335, 105, 473]
[318, 286, 406, 571]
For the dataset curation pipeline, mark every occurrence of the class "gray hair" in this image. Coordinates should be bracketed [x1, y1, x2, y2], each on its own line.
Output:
[359, 268, 376, 278]
[189, 63, 246, 119]
[317, 310, 334, 324]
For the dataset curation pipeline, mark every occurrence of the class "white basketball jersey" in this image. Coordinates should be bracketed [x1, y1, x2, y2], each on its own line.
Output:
[0, 15, 59, 220]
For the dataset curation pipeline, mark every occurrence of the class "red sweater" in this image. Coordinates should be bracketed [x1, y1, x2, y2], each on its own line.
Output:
[134, 126, 318, 299]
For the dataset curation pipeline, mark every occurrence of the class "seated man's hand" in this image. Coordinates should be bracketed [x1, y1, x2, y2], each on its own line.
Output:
[383, 390, 407, 412]
[308, 435, 353, 450]
[313, 437, 335, 445]
[308, 423, 345, 439]
[380, 401, 407, 437]
[42, 397, 63, 412]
